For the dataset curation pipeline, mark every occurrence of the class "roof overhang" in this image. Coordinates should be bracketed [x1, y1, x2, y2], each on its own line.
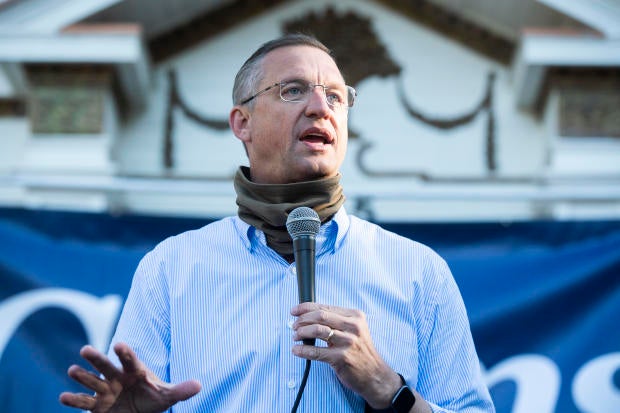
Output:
[513, 30, 620, 109]
[0, 0, 123, 34]
[537, 0, 620, 39]
[0, 24, 150, 109]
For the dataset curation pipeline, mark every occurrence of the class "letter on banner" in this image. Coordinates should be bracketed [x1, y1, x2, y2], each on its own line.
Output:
[573, 352, 620, 413]
[486, 354, 560, 413]
[0, 288, 122, 360]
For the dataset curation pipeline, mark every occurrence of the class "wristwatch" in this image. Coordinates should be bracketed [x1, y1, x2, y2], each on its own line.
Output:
[369, 374, 416, 413]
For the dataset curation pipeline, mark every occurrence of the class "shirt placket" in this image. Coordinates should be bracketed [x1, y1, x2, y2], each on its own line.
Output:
[278, 260, 307, 409]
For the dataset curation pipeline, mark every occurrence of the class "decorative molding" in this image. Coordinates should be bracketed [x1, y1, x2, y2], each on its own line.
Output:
[282, 7, 498, 175]
[148, 0, 288, 64]
[161, 6, 499, 178]
[376, 0, 515, 64]
[356, 67, 498, 179]
[282, 7, 401, 87]
[26, 65, 113, 134]
[163, 69, 229, 171]
[551, 68, 620, 138]
[399, 72, 496, 172]
[148, 0, 515, 66]
[560, 90, 620, 138]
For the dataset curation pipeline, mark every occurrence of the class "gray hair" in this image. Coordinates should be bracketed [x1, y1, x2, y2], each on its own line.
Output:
[232, 34, 332, 106]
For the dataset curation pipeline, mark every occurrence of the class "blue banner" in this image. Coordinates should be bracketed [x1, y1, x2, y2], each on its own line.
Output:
[1, 208, 619, 412]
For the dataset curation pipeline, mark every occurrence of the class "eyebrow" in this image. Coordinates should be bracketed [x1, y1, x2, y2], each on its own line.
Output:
[280, 77, 347, 89]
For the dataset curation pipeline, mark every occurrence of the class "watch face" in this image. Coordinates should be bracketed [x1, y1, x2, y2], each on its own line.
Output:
[392, 385, 416, 412]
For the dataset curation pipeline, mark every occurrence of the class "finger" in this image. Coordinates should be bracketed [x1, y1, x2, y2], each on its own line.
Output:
[325, 327, 336, 346]
[291, 302, 321, 315]
[67, 365, 109, 393]
[293, 307, 336, 329]
[296, 310, 369, 342]
[168, 380, 202, 403]
[292, 343, 332, 363]
[294, 324, 335, 345]
[291, 302, 361, 317]
[80, 345, 122, 381]
[113, 342, 143, 375]
[59, 391, 96, 410]
[293, 308, 346, 334]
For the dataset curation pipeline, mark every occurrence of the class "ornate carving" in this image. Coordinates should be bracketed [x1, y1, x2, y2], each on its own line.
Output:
[396, 72, 497, 171]
[541, 68, 620, 138]
[283, 7, 401, 87]
[559, 88, 620, 138]
[560, 89, 620, 138]
[26, 65, 112, 134]
[162, 5, 499, 175]
[164, 69, 230, 171]
[284, 7, 497, 174]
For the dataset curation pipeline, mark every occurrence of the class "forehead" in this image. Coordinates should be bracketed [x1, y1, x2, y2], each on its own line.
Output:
[260, 45, 344, 84]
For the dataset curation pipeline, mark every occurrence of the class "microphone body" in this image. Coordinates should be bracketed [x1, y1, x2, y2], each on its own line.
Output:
[293, 236, 315, 306]
[286, 207, 321, 346]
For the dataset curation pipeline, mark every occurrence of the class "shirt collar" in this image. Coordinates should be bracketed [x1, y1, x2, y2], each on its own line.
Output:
[234, 207, 350, 256]
[325, 207, 349, 254]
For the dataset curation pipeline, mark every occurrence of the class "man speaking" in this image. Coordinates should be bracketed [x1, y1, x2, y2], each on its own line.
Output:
[60, 34, 494, 413]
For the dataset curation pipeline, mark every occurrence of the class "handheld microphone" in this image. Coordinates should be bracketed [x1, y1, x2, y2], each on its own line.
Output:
[286, 207, 321, 345]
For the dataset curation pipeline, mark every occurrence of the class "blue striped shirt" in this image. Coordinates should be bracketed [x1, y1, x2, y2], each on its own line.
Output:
[109, 208, 494, 412]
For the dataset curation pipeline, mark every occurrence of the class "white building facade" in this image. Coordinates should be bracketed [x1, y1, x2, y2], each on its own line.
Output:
[0, 0, 619, 222]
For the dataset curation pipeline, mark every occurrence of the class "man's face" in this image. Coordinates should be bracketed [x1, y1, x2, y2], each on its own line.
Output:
[233, 45, 349, 184]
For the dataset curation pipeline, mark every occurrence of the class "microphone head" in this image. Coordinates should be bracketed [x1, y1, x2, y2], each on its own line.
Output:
[286, 207, 320, 240]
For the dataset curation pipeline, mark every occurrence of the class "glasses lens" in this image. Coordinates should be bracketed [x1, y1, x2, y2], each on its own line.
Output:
[280, 81, 307, 102]
[279, 81, 355, 108]
[346, 86, 356, 107]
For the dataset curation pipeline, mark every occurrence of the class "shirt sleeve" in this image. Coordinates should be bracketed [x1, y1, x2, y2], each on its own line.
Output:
[107, 245, 171, 383]
[417, 256, 495, 413]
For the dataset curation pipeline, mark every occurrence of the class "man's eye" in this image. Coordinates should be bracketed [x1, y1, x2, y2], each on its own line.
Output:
[326, 91, 344, 105]
[281, 83, 306, 99]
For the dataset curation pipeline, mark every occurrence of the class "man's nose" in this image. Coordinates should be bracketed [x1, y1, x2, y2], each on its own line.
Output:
[304, 85, 331, 117]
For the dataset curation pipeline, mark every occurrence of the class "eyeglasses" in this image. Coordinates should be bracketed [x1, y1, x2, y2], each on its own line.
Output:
[240, 79, 356, 109]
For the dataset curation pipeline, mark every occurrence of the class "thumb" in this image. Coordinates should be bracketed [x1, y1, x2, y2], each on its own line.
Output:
[169, 380, 201, 402]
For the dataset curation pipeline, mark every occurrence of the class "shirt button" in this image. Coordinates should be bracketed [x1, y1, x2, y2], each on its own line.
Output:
[290, 266, 297, 275]
[287, 379, 296, 389]
[287, 319, 294, 329]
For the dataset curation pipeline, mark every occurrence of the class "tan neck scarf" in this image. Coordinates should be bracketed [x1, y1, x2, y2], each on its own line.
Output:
[234, 166, 345, 259]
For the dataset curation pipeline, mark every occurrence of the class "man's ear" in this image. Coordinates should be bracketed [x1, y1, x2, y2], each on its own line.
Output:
[229, 106, 251, 144]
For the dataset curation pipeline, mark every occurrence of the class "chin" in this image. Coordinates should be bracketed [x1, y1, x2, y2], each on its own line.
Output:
[303, 171, 337, 183]
[289, 158, 339, 182]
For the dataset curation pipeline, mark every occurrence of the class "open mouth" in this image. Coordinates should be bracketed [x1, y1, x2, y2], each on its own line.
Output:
[300, 127, 333, 145]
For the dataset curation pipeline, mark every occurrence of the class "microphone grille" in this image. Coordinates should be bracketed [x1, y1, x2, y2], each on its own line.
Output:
[286, 207, 320, 239]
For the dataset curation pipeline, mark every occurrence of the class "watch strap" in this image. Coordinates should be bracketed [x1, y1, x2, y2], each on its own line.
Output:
[364, 374, 416, 413]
